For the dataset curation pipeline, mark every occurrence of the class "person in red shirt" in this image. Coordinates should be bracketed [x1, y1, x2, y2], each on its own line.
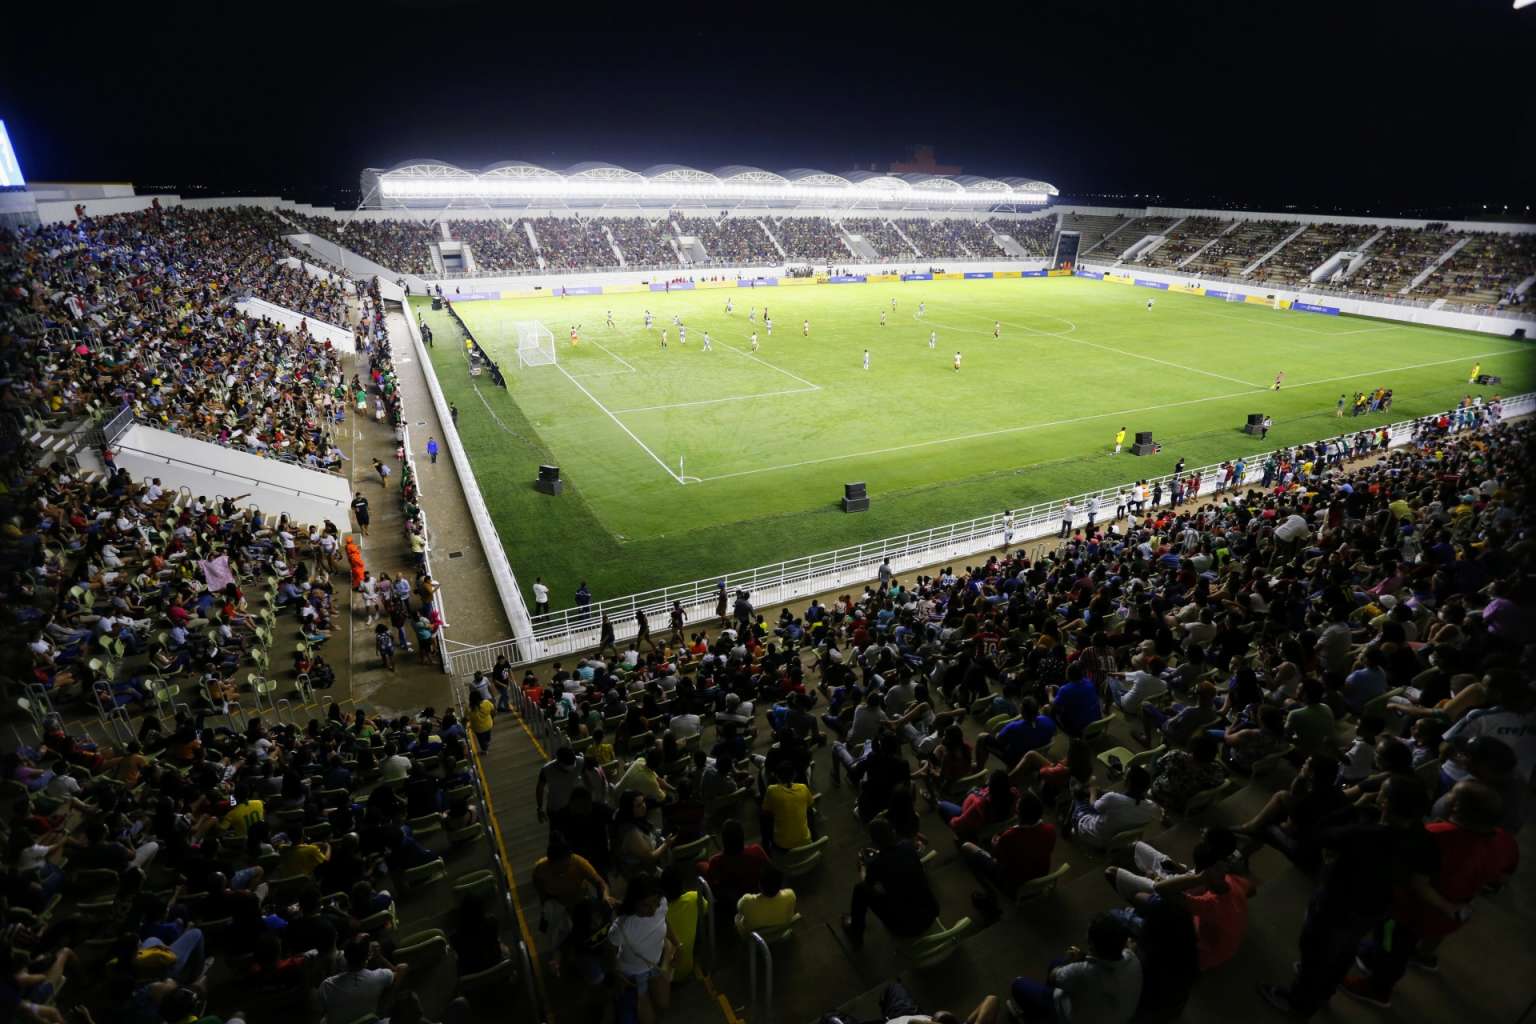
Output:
[938, 770, 1018, 844]
[1342, 781, 1519, 1007]
[961, 789, 1057, 914]
[699, 819, 770, 911]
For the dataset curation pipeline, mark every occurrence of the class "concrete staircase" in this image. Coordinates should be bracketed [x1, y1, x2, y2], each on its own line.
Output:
[1404, 235, 1470, 294]
[1241, 222, 1310, 277]
[757, 218, 788, 260]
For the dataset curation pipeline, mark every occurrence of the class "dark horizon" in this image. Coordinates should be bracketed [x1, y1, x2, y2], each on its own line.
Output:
[2, 1, 1532, 219]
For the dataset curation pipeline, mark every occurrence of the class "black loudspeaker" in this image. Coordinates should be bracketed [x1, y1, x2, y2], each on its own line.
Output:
[1475, 374, 1502, 386]
[431, 296, 443, 310]
[1244, 413, 1268, 436]
[536, 464, 563, 496]
[1135, 431, 1153, 445]
[1246, 413, 1264, 426]
[1513, 329, 1525, 340]
[842, 481, 869, 513]
[1131, 432, 1157, 456]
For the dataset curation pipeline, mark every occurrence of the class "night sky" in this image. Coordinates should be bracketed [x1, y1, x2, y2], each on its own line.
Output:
[2, 1, 1532, 216]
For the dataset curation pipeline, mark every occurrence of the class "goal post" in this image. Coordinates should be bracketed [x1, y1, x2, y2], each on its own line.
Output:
[514, 320, 557, 368]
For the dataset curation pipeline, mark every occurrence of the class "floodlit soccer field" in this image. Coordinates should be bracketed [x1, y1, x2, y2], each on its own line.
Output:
[412, 278, 1535, 604]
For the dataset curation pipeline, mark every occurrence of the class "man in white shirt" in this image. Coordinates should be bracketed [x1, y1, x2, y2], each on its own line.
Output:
[319, 937, 407, 1023]
[717, 693, 755, 727]
[532, 577, 551, 614]
[668, 711, 703, 741]
[536, 747, 590, 821]
[1108, 662, 1169, 716]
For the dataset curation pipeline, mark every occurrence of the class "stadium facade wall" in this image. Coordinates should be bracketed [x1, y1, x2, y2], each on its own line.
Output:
[1077, 262, 1536, 337]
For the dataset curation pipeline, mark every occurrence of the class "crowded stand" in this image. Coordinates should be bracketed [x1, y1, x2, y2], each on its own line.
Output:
[770, 216, 849, 263]
[598, 218, 680, 268]
[509, 397, 1532, 1023]
[286, 211, 437, 277]
[992, 217, 1056, 257]
[1419, 231, 1536, 309]
[0, 267, 522, 1022]
[897, 218, 1004, 258]
[841, 219, 918, 260]
[1180, 218, 1297, 278]
[1, 206, 356, 466]
[1250, 222, 1377, 287]
[1346, 225, 1456, 297]
[446, 219, 540, 274]
[529, 217, 617, 271]
[675, 216, 780, 266]
[1138, 216, 1229, 269]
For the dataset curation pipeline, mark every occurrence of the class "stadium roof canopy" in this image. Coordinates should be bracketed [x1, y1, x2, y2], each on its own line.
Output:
[363, 159, 1057, 211]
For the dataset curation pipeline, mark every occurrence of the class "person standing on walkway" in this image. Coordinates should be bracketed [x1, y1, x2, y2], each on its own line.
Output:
[1059, 500, 1076, 538]
[635, 607, 656, 652]
[715, 580, 728, 626]
[375, 624, 396, 672]
[373, 458, 391, 488]
[670, 601, 686, 647]
[532, 577, 550, 615]
[470, 695, 495, 751]
[351, 492, 370, 536]
[450, 403, 459, 427]
[426, 437, 439, 464]
[575, 581, 593, 622]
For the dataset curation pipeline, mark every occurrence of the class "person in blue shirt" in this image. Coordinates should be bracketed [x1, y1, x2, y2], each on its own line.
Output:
[975, 697, 1057, 769]
[1342, 647, 1389, 714]
[1050, 664, 1104, 738]
[426, 436, 439, 463]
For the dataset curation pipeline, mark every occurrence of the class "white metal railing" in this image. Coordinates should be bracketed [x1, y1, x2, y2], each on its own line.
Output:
[443, 392, 1533, 670]
[396, 423, 450, 673]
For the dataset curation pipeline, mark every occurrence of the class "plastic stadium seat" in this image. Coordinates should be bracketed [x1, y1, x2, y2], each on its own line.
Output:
[902, 917, 973, 967]
[1080, 713, 1118, 745]
[1097, 744, 1164, 774]
[1015, 862, 1072, 905]
[1248, 746, 1295, 778]
[745, 913, 803, 944]
[986, 712, 1020, 731]
[459, 958, 517, 999]
[670, 835, 715, 863]
[773, 835, 830, 878]
[401, 858, 448, 890]
[1361, 686, 1409, 720]
[451, 869, 497, 901]
[1180, 778, 1236, 817]
[357, 903, 398, 934]
[394, 929, 450, 971]
[408, 812, 443, 836]
[449, 823, 485, 847]
[1100, 825, 1148, 853]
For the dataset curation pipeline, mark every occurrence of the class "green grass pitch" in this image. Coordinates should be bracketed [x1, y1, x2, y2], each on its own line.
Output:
[411, 278, 1534, 610]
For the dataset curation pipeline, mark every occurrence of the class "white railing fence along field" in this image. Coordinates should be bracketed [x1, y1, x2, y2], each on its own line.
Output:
[439, 392, 1533, 672]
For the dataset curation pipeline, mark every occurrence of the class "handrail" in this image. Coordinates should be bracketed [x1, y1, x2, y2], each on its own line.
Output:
[748, 932, 773, 1024]
[516, 939, 541, 1024]
[442, 392, 1534, 669]
[398, 423, 451, 673]
[109, 441, 349, 506]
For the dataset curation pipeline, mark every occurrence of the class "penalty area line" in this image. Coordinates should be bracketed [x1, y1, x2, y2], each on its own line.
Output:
[556, 364, 685, 485]
[611, 386, 820, 415]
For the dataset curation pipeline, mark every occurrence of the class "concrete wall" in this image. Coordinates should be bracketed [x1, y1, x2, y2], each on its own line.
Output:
[234, 297, 355, 354]
[112, 424, 351, 526]
[1077, 261, 1536, 337]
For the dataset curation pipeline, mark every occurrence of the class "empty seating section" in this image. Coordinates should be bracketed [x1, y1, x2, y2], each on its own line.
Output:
[1138, 215, 1229, 268]
[287, 211, 438, 276]
[990, 217, 1056, 256]
[1181, 218, 1297, 277]
[1251, 222, 1377, 286]
[892, 218, 993, 257]
[598, 217, 680, 267]
[1419, 231, 1536, 307]
[1092, 216, 1179, 260]
[841, 218, 917, 258]
[1062, 213, 1131, 256]
[530, 217, 615, 271]
[772, 216, 849, 262]
[1348, 225, 1455, 296]
[448, 219, 540, 273]
[677, 216, 780, 265]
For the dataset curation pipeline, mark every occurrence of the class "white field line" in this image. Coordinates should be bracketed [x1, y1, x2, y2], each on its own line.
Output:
[611, 386, 820, 415]
[691, 348, 1517, 484]
[1185, 306, 1399, 338]
[937, 307, 1267, 390]
[556, 364, 685, 484]
[585, 337, 638, 373]
[716, 338, 823, 390]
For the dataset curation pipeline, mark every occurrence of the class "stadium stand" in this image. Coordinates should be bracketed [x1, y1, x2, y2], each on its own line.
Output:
[1180, 218, 1299, 278]
[1418, 231, 1536, 308]
[896, 218, 1004, 258]
[1089, 216, 1180, 261]
[997, 217, 1057, 257]
[841, 219, 918, 259]
[675, 215, 780, 266]
[1138, 215, 1230, 268]
[448, 219, 540, 273]
[286, 211, 437, 277]
[597, 217, 680, 268]
[1347, 225, 1457, 296]
[772, 216, 849, 262]
[501, 399, 1531, 1024]
[1250, 221, 1378, 287]
[1060, 212, 1131, 256]
[529, 217, 617, 271]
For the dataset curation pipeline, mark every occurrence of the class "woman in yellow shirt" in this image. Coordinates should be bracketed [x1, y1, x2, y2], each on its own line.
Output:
[470, 698, 495, 750]
[735, 866, 796, 938]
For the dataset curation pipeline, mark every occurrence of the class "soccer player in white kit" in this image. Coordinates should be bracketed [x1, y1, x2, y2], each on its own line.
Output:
[880, 310, 887, 326]
[644, 310, 653, 328]
[748, 307, 756, 322]
[918, 301, 926, 317]
[802, 319, 809, 337]
[929, 330, 937, 349]
[679, 325, 687, 345]
[863, 349, 870, 370]
[765, 317, 773, 336]
[890, 297, 897, 310]
[953, 351, 962, 371]
[660, 328, 668, 349]
[750, 331, 759, 352]
[726, 297, 733, 315]
[702, 331, 712, 351]
[993, 321, 1001, 338]
[606, 310, 614, 328]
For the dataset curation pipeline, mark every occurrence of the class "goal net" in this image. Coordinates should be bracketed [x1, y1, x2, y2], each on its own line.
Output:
[514, 320, 557, 367]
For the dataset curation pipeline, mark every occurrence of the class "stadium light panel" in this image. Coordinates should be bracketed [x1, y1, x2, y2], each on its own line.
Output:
[0, 121, 25, 188]
[1516, 0, 1534, 9]
[376, 174, 1048, 206]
